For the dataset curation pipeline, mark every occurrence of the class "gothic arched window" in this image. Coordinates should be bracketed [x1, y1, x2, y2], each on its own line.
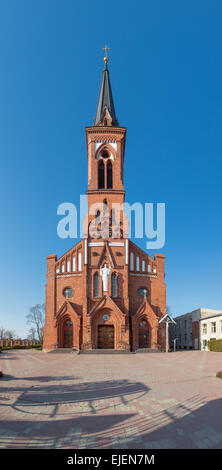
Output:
[94, 272, 100, 297]
[130, 252, 134, 271]
[107, 161, 113, 189]
[98, 161, 105, 189]
[111, 273, 117, 297]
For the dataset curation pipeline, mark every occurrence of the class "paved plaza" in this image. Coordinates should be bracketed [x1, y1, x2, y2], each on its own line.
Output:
[0, 350, 222, 449]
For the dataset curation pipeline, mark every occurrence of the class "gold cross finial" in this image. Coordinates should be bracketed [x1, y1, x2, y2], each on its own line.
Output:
[102, 44, 110, 65]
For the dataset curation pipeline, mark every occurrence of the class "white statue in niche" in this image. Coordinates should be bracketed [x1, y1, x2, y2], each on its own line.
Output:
[100, 263, 111, 292]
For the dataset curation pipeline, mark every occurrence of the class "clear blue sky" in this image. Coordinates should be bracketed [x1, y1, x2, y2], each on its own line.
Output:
[0, 0, 222, 337]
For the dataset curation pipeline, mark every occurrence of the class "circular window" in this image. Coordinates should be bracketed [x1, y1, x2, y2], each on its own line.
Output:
[66, 321, 72, 327]
[140, 320, 147, 327]
[138, 288, 148, 298]
[101, 149, 109, 159]
[103, 314, 109, 321]
[63, 287, 74, 299]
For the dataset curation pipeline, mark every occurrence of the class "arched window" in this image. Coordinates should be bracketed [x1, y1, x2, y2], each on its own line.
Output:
[103, 199, 108, 216]
[72, 256, 76, 272]
[95, 209, 100, 220]
[98, 161, 105, 189]
[107, 161, 113, 189]
[112, 273, 117, 297]
[94, 273, 100, 297]
[67, 260, 71, 272]
[136, 256, 140, 272]
[78, 252, 82, 272]
[142, 260, 145, 272]
[130, 252, 134, 271]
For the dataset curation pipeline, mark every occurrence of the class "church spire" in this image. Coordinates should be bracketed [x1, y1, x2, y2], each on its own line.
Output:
[94, 46, 119, 127]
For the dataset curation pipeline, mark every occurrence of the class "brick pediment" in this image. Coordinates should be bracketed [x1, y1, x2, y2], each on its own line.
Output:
[133, 298, 158, 323]
[55, 300, 81, 322]
[88, 294, 125, 320]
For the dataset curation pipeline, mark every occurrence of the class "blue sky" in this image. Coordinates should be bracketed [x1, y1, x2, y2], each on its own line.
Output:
[0, 0, 222, 337]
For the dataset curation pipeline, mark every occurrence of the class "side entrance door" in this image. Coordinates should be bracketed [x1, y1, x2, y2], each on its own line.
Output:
[139, 320, 149, 348]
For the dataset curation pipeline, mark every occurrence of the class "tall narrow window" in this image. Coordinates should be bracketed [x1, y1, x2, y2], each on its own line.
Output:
[94, 273, 99, 297]
[130, 252, 134, 271]
[136, 256, 140, 272]
[142, 260, 145, 272]
[112, 273, 117, 297]
[98, 161, 105, 189]
[78, 252, 82, 272]
[67, 260, 70, 272]
[72, 256, 76, 272]
[107, 161, 113, 189]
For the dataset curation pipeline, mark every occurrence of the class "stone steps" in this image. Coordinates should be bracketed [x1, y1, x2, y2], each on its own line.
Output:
[48, 348, 79, 354]
[135, 348, 161, 353]
[79, 349, 134, 354]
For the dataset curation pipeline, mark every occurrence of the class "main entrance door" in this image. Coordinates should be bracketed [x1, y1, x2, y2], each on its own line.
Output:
[98, 325, 114, 349]
[63, 321, 73, 348]
[139, 320, 149, 348]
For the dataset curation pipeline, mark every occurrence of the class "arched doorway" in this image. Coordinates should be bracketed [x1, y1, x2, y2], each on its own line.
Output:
[98, 325, 114, 349]
[63, 320, 73, 348]
[139, 319, 149, 348]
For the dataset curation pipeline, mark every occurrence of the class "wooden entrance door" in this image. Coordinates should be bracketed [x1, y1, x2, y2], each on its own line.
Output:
[139, 320, 149, 348]
[98, 325, 114, 349]
[63, 321, 73, 348]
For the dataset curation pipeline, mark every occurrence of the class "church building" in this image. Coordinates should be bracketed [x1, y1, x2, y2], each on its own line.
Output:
[43, 51, 166, 352]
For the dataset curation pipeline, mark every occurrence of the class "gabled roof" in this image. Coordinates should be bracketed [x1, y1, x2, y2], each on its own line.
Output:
[94, 63, 118, 126]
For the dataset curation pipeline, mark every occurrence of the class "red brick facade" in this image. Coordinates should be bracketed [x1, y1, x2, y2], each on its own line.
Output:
[43, 65, 166, 351]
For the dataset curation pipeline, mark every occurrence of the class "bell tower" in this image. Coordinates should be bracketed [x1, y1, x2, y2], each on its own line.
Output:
[85, 48, 127, 242]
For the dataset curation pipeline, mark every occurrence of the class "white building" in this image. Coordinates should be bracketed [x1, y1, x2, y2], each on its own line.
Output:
[171, 308, 222, 351]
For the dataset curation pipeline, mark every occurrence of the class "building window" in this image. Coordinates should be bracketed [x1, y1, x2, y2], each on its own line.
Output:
[63, 287, 74, 299]
[147, 264, 151, 273]
[202, 323, 207, 334]
[56, 268, 59, 274]
[111, 273, 117, 297]
[61, 264, 65, 273]
[142, 260, 145, 272]
[153, 267, 156, 273]
[184, 320, 187, 329]
[72, 256, 76, 272]
[189, 318, 192, 329]
[67, 260, 70, 272]
[98, 161, 105, 189]
[130, 252, 134, 271]
[107, 161, 113, 189]
[78, 252, 82, 272]
[94, 273, 100, 297]
[211, 322, 216, 334]
[184, 333, 187, 343]
[138, 288, 148, 298]
[136, 256, 140, 272]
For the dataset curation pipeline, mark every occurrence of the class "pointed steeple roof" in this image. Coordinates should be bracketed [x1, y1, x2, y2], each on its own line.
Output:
[94, 60, 118, 126]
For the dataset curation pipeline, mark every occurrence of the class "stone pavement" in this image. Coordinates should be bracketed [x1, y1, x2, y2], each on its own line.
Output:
[0, 350, 222, 449]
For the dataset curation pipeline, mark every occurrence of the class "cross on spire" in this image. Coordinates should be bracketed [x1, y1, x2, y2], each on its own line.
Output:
[103, 44, 110, 66]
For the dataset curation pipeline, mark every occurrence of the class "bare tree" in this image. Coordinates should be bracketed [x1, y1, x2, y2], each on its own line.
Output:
[27, 327, 36, 341]
[4, 329, 17, 340]
[0, 327, 6, 340]
[26, 304, 45, 343]
[0, 327, 17, 340]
